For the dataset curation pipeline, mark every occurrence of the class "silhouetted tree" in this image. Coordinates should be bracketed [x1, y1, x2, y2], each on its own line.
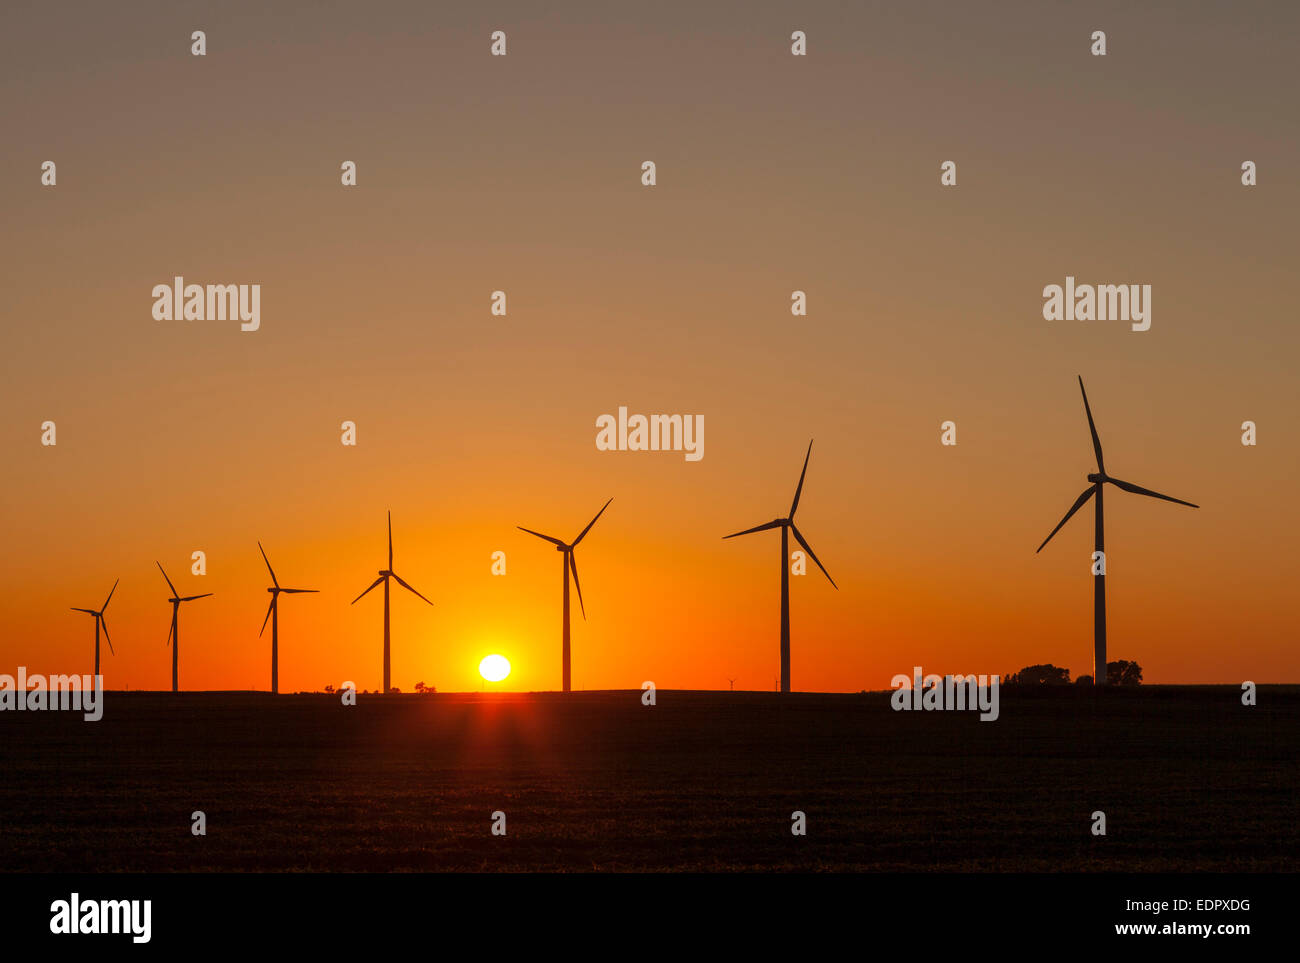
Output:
[1074, 674, 1093, 686]
[324, 684, 335, 694]
[1107, 660, 1143, 686]
[1005, 663, 1071, 685]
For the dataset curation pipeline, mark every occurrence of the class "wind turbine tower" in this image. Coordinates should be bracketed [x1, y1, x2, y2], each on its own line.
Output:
[1036, 377, 1199, 685]
[725, 440, 837, 694]
[518, 498, 613, 693]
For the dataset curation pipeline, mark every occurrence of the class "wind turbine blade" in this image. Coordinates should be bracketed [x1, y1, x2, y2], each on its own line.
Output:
[391, 572, 433, 606]
[165, 619, 173, 647]
[102, 578, 119, 611]
[572, 497, 613, 546]
[259, 598, 275, 637]
[518, 526, 566, 547]
[71, 607, 96, 614]
[156, 562, 177, 597]
[280, 588, 319, 594]
[258, 541, 279, 588]
[1078, 376, 1105, 473]
[1107, 477, 1199, 509]
[100, 615, 114, 655]
[723, 520, 783, 539]
[569, 551, 586, 620]
[352, 576, 384, 604]
[1036, 486, 1096, 553]
[181, 593, 214, 602]
[790, 523, 837, 589]
[790, 439, 814, 517]
[387, 510, 394, 570]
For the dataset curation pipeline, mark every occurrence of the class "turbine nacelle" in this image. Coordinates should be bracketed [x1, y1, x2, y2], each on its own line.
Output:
[1087, 473, 1106, 484]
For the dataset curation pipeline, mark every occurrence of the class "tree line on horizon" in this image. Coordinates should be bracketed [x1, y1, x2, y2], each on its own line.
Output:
[1003, 660, 1143, 686]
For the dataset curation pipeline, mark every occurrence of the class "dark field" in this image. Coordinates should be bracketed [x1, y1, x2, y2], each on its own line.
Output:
[1, 687, 1295, 872]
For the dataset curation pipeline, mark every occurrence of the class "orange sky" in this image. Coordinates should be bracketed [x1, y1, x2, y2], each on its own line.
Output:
[2, 1, 1297, 691]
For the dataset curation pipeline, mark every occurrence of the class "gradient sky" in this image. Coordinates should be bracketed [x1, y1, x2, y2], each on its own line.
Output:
[2, 1, 1297, 692]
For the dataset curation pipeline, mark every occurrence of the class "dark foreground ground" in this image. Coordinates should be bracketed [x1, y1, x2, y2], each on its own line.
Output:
[0, 687, 1295, 871]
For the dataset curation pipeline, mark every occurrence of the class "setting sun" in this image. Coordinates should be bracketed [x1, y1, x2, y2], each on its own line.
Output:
[478, 654, 511, 683]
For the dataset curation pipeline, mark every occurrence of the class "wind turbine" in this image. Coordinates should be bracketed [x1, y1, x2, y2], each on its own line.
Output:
[1036, 377, 1199, 686]
[157, 562, 213, 693]
[724, 440, 837, 694]
[70, 579, 118, 676]
[517, 497, 612, 693]
[351, 511, 432, 694]
[258, 542, 318, 695]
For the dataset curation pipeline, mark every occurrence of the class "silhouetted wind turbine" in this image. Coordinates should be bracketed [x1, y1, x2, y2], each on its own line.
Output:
[351, 511, 432, 694]
[725, 440, 837, 694]
[518, 498, 612, 693]
[258, 542, 318, 695]
[157, 562, 212, 692]
[1036, 377, 1199, 686]
[71, 579, 118, 676]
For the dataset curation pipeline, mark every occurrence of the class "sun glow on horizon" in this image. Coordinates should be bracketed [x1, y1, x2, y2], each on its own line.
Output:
[479, 654, 511, 683]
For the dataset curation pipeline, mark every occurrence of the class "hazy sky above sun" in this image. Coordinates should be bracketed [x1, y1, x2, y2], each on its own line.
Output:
[1, 1, 1297, 691]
